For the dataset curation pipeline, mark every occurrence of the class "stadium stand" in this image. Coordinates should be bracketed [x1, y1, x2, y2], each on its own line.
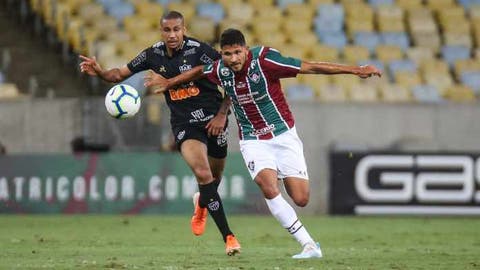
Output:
[13, 0, 480, 102]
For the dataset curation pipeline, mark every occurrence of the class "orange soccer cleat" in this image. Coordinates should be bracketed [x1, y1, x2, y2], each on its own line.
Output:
[225, 235, 241, 256]
[191, 192, 208, 236]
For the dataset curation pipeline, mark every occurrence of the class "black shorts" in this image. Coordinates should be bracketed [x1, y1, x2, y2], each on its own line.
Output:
[172, 124, 228, 159]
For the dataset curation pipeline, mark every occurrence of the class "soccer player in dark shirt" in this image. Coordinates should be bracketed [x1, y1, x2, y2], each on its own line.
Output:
[79, 12, 240, 256]
[144, 28, 381, 259]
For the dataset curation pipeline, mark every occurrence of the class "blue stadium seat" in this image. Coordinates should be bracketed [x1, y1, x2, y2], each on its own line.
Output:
[314, 18, 343, 38]
[314, 4, 344, 36]
[317, 4, 344, 22]
[197, 3, 225, 23]
[107, 2, 135, 22]
[318, 32, 347, 50]
[354, 32, 381, 54]
[154, 0, 181, 6]
[276, 0, 304, 10]
[412, 84, 444, 103]
[286, 84, 315, 101]
[380, 32, 410, 52]
[441, 45, 471, 67]
[459, 71, 480, 94]
[457, 0, 480, 8]
[368, 0, 395, 8]
[389, 59, 417, 78]
[97, 0, 123, 11]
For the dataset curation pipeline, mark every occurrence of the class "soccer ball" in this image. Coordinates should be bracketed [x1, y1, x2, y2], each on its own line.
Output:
[104, 84, 141, 119]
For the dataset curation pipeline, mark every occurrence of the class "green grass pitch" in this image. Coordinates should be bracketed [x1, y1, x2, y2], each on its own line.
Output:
[0, 215, 479, 270]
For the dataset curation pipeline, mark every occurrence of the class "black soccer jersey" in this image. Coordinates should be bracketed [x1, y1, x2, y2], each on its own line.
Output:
[127, 37, 222, 128]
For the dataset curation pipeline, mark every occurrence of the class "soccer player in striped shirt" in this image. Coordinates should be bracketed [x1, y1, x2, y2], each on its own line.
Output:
[144, 28, 382, 258]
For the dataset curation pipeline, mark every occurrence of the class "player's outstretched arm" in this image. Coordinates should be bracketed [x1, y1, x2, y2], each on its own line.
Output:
[300, 61, 382, 78]
[143, 65, 206, 94]
[79, 55, 131, 83]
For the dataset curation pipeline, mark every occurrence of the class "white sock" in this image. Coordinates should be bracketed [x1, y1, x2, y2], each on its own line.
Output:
[265, 194, 314, 247]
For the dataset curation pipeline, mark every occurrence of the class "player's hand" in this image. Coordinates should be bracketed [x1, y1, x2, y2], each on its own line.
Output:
[206, 114, 227, 136]
[357, 65, 382, 79]
[144, 70, 168, 94]
[79, 55, 102, 76]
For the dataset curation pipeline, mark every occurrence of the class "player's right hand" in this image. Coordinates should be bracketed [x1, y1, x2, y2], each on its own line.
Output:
[79, 55, 102, 76]
[144, 70, 168, 94]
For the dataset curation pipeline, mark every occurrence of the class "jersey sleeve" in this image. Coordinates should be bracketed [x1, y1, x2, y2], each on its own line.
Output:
[126, 48, 150, 73]
[260, 47, 302, 78]
[202, 62, 221, 85]
[199, 43, 221, 64]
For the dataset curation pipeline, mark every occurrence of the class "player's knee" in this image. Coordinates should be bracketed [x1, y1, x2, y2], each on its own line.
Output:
[258, 184, 280, 199]
[193, 167, 213, 184]
[293, 196, 309, 207]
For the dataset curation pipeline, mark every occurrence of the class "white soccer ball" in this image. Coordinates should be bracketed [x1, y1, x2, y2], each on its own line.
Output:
[104, 84, 141, 119]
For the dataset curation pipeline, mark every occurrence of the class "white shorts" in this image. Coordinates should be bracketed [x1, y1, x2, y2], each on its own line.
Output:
[239, 127, 309, 180]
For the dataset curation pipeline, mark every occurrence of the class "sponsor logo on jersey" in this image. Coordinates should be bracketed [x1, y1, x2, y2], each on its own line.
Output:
[250, 60, 257, 69]
[249, 124, 275, 136]
[179, 64, 192, 73]
[200, 53, 213, 64]
[169, 85, 200, 101]
[217, 128, 228, 146]
[248, 72, 261, 83]
[131, 51, 147, 67]
[236, 81, 247, 89]
[248, 161, 255, 172]
[221, 67, 230, 76]
[183, 48, 196, 56]
[177, 130, 185, 140]
[222, 80, 233, 87]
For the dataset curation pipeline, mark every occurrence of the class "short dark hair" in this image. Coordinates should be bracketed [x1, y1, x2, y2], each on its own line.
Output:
[161, 10, 184, 25]
[220, 28, 246, 47]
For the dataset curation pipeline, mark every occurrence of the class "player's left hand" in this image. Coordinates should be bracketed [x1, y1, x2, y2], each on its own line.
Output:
[206, 114, 227, 136]
[144, 70, 168, 94]
[358, 65, 382, 79]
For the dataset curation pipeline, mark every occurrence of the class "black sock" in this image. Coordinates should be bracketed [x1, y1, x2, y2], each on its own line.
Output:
[199, 181, 233, 242]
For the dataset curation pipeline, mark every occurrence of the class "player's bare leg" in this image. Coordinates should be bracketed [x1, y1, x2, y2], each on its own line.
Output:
[208, 156, 226, 188]
[283, 177, 310, 207]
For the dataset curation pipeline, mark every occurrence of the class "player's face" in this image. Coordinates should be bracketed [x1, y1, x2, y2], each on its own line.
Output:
[160, 18, 186, 50]
[221, 44, 248, 72]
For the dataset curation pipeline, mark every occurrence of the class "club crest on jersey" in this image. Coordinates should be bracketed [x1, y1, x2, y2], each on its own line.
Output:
[248, 72, 261, 83]
[248, 161, 255, 172]
[221, 67, 230, 76]
[179, 64, 192, 73]
[177, 130, 185, 140]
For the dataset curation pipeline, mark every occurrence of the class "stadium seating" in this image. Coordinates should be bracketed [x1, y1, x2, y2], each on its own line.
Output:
[25, 0, 480, 103]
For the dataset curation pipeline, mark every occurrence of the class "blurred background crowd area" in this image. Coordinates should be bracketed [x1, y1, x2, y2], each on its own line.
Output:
[1, 0, 480, 103]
